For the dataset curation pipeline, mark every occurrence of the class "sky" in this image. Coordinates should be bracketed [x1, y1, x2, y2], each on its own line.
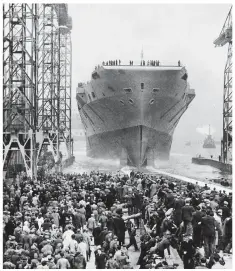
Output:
[68, 3, 231, 143]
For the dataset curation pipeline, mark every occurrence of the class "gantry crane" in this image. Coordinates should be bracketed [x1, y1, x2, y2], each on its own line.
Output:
[214, 6, 232, 164]
[3, 3, 73, 178]
[3, 4, 38, 178]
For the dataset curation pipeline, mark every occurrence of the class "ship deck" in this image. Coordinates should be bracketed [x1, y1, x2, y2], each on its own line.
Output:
[102, 65, 183, 70]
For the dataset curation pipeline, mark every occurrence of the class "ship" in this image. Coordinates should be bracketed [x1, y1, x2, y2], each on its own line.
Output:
[203, 125, 216, 149]
[76, 63, 195, 168]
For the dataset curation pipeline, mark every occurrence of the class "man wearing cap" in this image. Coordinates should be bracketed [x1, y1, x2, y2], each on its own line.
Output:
[221, 201, 230, 222]
[201, 210, 216, 259]
[99, 226, 109, 245]
[67, 234, 79, 254]
[41, 239, 54, 256]
[62, 225, 74, 250]
[95, 247, 107, 269]
[93, 222, 102, 246]
[56, 251, 70, 269]
[82, 227, 91, 261]
[192, 206, 203, 248]
[181, 198, 194, 235]
[126, 225, 139, 251]
[73, 251, 86, 269]
[99, 212, 108, 230]
[113, 208, 126, 246]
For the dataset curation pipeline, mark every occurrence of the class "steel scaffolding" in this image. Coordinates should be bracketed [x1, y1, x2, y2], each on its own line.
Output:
[3, 4, 38, 178]
[58, 18, 73, 158]
[37, 4, 60, 163]
[57, 4, 73, 159]
[222, 42, 232, 163]
[3, 3, 73, 178]
[214, 7, 233, 164]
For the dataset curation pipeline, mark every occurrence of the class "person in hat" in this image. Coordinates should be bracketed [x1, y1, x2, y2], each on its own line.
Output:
[47, 255, 56, 269]
[77, 236, 87, 261]
[113, 208, 126, 246]
[73, 251, 87, 269]
[201, 210, 216, 259]
[160, 208, 176, 235]
[82, 227, 91, 261]
[93, 223, 102, 246]
[56, 251, 70, 269]
[173, 194, 185, 227]
[95, 246, 107, 269]
[62, 225, 74, 250]
[126, 225, 139, 251]
[192, 206, 203, 248]
[221, 201, 230, 222]
[181, 198, 194, 235]
[99, 226, 109, 245]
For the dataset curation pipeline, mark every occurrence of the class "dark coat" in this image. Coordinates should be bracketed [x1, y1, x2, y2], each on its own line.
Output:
[5, 220, 16, 237]
[173, 199, 185, 226]
[201, 215, 215, 237]
[222, 206, 230, 221]
[182, 205, 195, 222]
[93, 226, 102, 246]
[165, 193, 175, 209]
[73, 212, 83, 229]
[192, 211, 203, 227]
[95, 252, 107, 269]
[112, 215, 126, 243]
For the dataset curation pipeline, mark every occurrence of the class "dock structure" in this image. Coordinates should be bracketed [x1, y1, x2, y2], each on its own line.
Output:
[214, 6, 233, 165]
[3, 4, 74, 178]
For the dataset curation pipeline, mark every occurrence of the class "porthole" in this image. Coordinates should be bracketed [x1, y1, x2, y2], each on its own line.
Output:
[108, 86, 115, 91]
[124, 88, 132, 93]
[153, 88, 160, 93]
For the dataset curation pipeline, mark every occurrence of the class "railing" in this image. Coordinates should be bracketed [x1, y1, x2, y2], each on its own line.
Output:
[92, 60, 184, 70]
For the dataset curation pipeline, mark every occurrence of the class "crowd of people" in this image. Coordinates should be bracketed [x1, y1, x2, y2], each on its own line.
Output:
[3, 169, 232, 269]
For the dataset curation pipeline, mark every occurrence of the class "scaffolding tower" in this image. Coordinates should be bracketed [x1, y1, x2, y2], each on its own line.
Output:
[214, 7, 233, 164]
[3, 3, 73, 178]
[37, 4, 60, 164]
[3, 4, 38, 178]
[57, 4, 73, 159]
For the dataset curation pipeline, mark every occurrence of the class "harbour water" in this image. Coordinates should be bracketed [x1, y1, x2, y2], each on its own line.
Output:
[62, 138, 232, 181]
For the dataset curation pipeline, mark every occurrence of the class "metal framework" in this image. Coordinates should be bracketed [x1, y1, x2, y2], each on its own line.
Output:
[58, 20, 73, 158]
[3, 3, 73, 177]
[214, 7, 233, 164]
[3, 4, 38, 178]
[55, 4, 73, 159]
[37, 4, 60, 163]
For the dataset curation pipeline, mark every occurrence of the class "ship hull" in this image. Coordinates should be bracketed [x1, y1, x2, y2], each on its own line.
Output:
[77, 65, 195, 167]
[86, 125, 172, 167]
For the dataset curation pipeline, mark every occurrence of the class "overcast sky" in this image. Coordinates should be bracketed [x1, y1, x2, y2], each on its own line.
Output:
[68, 4, 231, 142]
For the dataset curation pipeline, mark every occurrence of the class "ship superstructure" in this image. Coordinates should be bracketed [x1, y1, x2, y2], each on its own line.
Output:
[203, 125, 216, 149]
[76, 64, 195, 167]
